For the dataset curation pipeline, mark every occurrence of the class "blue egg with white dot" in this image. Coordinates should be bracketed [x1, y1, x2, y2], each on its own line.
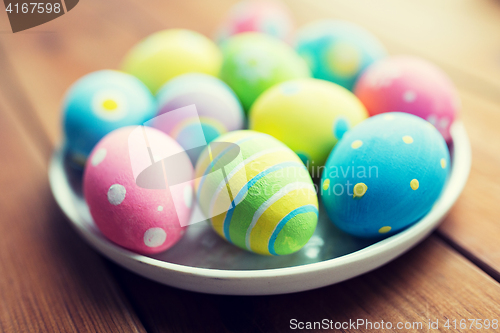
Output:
[62, 70, 156, 164]
[320, 112, 450, 238]
[294, 20, 387, 91]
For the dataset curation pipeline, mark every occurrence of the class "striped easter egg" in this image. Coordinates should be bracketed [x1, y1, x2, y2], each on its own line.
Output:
[195, 130, 318, 256]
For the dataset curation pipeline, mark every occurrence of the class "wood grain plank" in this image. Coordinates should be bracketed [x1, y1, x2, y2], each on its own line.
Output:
[0, 0, 143, 146]
[110, 236, 500, 333]
[0, 92, 146, 332]
[1, 1, 500, 332]
[297, 0, 500, 104]
[122, 0, 500, 104]
[438, 89, 500, 280]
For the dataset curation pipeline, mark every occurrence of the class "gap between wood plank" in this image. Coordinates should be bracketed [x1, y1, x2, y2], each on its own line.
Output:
[437, 230, 500, 283]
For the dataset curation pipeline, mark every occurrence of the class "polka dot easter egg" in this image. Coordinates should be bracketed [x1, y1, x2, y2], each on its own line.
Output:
[294, 20, 387, 91]
[122, 29, 222, 94]
[152, 73, 244, 162]
[219, 32, 311, 111]
[84, 126, 194, 254]
[249, 78, 368, 168]
[195, 130, 318, 256]
[320, 112, 450, 238]
[215, 0, 294, 43]
[354, 55, 460, 141]
[62, 70, 156, 165]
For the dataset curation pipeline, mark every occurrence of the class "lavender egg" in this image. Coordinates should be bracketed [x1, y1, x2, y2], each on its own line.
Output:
[151, 73, 244, 162]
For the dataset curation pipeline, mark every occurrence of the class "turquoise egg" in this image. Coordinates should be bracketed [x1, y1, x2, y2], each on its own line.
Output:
[320, 113, 450, 238]
[62, 70, 156, 163]
[294, 20, 386, 91]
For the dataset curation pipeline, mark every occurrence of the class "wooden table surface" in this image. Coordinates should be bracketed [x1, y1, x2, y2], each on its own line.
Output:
[1, 0, 500, 332]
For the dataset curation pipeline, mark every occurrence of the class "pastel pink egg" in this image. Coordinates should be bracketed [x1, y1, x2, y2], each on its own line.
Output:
[354, 56, 459, 141]
[216, 0, 294, 43]
[83, 126, 194, 254]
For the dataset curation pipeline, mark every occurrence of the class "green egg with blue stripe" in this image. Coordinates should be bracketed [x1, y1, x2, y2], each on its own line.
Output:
[195, 130, 318, 256]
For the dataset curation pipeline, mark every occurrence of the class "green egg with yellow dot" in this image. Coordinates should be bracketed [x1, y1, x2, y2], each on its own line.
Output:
[321, 112, 450, 238]
[249, 78, 368, 168]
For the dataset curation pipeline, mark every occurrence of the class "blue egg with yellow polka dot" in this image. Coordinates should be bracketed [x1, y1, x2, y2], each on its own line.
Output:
[294, 20, 387, 91]
[62, 70, 156, 164]
[320, 112, 450, 238]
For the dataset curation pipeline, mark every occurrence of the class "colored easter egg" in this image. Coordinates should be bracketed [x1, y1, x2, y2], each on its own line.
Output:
[320, 112, 450, 238]
[84, 126, 194, 254]
[249, 78, 368, 168]
[122, 29, 222, 94]
[62, 70, 156, 164]
[215, 0, 294, 43]
[152, 73, 245, 162]
[294, 20, 387, 91]
[195, 130, 318, 256]
[354, 56, 460, 141]
[219, 32, 310, 111]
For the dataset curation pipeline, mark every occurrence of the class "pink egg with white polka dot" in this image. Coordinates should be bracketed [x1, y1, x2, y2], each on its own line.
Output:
[354, 56, 459, 141]
[83, 126, 194, 255]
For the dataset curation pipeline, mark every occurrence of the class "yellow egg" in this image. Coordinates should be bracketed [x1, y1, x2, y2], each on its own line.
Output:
[122, 29, 222, 94]
[249, 78, 368, 168]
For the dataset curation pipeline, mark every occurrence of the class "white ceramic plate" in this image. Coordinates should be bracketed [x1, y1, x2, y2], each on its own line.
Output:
[49, 122, 471, 295]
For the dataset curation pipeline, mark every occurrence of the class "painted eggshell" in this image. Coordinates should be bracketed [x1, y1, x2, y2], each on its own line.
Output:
[84, 126, 194, 254]
[195, 130, 318, 256]
[62, 70, 156, 164]
[152, 73, 245, 162]
[215, 0, 294, 43]
[320, 112, 450, 238]
[122, 29, 222, 94]
[354, 55, 460, 141]
[294, 20, 387, 91]
[219, 32, 310, 111]
[249, 78, 368, 168]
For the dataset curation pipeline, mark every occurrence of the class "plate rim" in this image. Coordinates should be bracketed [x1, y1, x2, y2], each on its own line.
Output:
[49, 122, 471, 284]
